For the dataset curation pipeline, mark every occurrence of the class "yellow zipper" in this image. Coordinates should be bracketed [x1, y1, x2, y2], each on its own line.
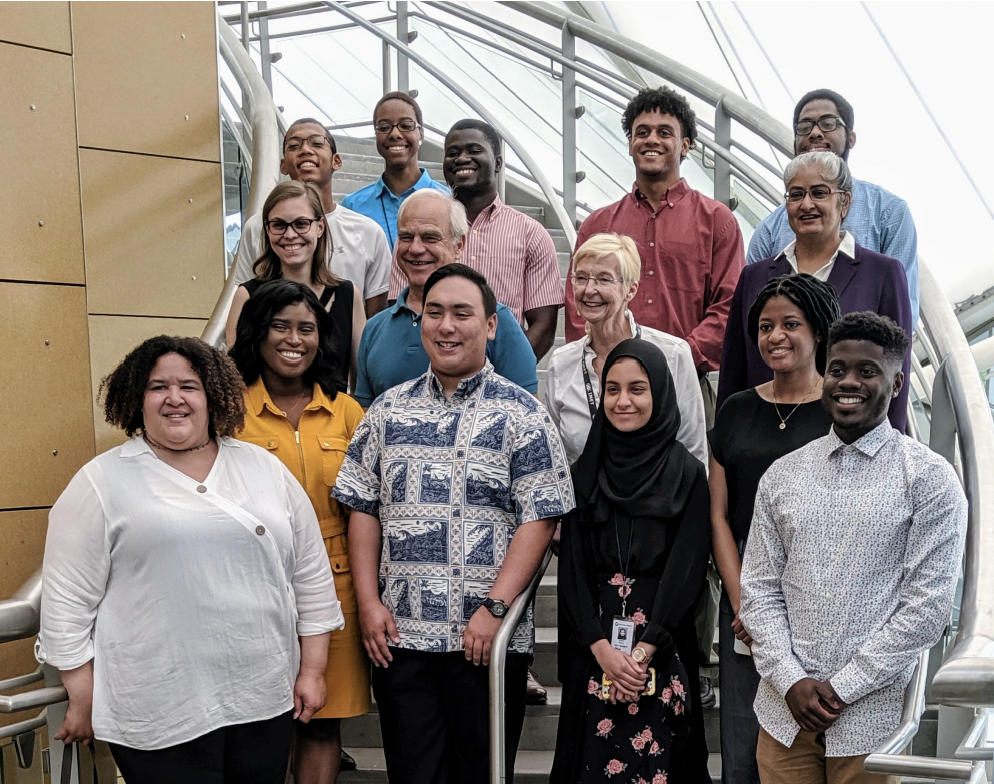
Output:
[294, 428, 306, 488]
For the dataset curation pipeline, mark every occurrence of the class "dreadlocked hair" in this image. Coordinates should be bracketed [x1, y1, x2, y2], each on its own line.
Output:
[747, 273, 841, 374]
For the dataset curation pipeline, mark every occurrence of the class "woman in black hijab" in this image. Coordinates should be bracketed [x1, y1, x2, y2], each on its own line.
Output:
[550, 339, 712, 784]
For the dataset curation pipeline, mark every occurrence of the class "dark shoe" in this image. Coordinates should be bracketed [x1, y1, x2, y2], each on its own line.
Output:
[699, 676, 716, 710]
[340, 749, 357, 771]
[526, 668, 548, 705]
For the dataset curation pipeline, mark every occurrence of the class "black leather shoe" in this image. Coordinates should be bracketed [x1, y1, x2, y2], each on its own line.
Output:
[526, 669, 548, 705]
[340, 749, 358, 771]
[700, 676, 716, 709]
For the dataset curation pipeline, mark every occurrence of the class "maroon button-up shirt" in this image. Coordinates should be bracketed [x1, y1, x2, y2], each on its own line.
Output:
[565, 179, 745, 373]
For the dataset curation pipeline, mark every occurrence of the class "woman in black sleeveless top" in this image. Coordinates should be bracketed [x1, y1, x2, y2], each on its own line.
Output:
[709, 274, 839, 784]
[226, 181, 364, 391]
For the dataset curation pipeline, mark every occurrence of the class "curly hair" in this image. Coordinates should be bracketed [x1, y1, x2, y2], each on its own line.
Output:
[101, 336, 246, 437]
[621, 86, 698, 151]
[229, 279, 346, 397]
[253, 181, 337, 289]
[747, 274, 841, 375]
[828, 311, 909, 366]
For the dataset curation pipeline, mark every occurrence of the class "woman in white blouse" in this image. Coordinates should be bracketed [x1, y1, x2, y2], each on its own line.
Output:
[545, 233, 708, 467]
[37, 336, 343, 784]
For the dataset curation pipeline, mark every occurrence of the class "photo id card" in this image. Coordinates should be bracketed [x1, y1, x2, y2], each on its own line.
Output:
[611, 616, 635, 654]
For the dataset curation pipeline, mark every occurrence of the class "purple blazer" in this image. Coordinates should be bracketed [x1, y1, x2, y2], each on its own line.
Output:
[716, 243, 912, 432]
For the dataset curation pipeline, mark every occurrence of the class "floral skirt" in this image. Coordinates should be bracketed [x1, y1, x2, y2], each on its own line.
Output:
[578, 575, 691, 784]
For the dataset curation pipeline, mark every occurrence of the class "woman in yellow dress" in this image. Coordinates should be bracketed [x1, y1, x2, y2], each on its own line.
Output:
[230, 278, 368, 784]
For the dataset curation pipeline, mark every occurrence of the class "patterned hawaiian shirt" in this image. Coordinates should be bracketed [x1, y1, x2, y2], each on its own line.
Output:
[333, 361, 574, 653]
[740, 421, 967, 756]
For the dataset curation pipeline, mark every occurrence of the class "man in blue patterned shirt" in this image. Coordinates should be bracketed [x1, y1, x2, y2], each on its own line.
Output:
[334, 263, 574, 784]
[740, 312, 966, 784]
[747, 89, 920, 325]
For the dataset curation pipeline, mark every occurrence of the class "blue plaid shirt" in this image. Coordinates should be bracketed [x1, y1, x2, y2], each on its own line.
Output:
[747, 178, 919, 325]
[341, 168, 450, 251]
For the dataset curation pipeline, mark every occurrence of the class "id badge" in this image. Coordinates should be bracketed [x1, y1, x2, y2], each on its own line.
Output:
[611, 616, 635, 654]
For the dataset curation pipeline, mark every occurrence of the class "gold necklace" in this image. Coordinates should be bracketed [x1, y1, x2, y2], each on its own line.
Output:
[772, 377, 822, 430]
[275, 388, 308, 419]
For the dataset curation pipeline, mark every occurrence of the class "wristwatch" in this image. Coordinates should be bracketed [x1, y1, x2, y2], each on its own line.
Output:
[483, 597, 509, 618]
[632, 645, 650, 664]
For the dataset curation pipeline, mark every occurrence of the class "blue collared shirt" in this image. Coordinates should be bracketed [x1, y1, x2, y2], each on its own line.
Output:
[332, 361, 574, 653]
[353, 287, 538, 407]
[341, 168, 450, 250]
[746, 178, 920, 325]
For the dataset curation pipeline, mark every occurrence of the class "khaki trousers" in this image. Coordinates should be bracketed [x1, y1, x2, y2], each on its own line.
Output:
[756, 728, 899, 784]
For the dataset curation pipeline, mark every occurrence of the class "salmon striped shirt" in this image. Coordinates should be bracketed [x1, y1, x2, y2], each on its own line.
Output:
[388, 194, 564, 326]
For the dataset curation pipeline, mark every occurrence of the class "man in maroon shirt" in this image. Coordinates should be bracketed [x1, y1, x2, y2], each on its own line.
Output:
[565, 86, 744, 707]
[565, 87, 745, 405]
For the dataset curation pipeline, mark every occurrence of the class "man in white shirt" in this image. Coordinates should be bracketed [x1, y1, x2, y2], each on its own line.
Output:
[232, 118, 392, 317]
[740, 312, 967, 784]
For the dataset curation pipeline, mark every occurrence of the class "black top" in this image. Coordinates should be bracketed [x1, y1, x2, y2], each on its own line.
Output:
[243, 278, 354, 389]
[708, 388, 832, 542]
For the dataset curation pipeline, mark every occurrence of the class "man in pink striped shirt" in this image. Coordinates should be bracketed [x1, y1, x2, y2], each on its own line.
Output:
[388, 120, 564, 359]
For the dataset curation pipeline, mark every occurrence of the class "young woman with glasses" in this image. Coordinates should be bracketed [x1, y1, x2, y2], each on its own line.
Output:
[226, 180, 365, 391]
[716, 151, 912, 431]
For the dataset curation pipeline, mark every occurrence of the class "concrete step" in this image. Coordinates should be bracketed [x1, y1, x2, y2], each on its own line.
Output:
[339, 748, 724, 783]
[557, 250, 570, 277]
[547, 228, 571, 254]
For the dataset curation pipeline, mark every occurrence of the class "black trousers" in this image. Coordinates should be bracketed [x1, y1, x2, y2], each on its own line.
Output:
[372, 648, 529, 784]
[108, 710, 294, 784]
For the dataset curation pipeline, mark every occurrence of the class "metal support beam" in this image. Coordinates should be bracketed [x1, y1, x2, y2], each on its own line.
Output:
[240, 1, 250, 50]
[561, 23, 577, 228]
[258, 1, 273, 93]
[397, 1, 410, 93]
[382, 39, 392, 95]
[713, 98, 732, 208]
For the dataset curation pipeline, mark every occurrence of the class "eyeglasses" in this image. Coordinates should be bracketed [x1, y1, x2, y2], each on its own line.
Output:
[265, 217, 322, 235]
[793, 115, 846, 136]
[784, 186, 844, 203]
[374, 119, 420, 135]
[571, 274, 624, 289]
[284, 135, 331, 153]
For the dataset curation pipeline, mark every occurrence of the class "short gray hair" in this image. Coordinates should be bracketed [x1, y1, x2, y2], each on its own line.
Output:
[396, 189, 468, 245]
[783, 150, 853, 194]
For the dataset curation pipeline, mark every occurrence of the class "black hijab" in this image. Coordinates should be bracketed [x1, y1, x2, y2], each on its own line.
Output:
[571, 338, 701, 520]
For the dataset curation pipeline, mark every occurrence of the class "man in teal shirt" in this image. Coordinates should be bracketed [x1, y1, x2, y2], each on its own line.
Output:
[342, 92, 449, 250]
[354, 190, 537, 407]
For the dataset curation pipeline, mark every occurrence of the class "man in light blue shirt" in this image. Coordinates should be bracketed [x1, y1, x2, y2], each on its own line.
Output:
[747, 89, 919, 325]
[342, 91, 449, 250]
[354, 190, 537, 407]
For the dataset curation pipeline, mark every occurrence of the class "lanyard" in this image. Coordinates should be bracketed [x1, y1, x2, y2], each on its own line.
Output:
[378, 193, 395, 250]
[615, 514, 636, 618]
[580, 324, 642, 419]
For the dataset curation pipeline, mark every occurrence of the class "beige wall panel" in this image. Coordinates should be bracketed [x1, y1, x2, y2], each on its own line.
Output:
[0, 508, 48, 728]
[0, 2, 71, 53]
[80, 149, 224, 318]
[0, 284, 94, 510]
[72, 1, 220, 162]
[88, 315, 207, 454]
[0, 43, 83, 284]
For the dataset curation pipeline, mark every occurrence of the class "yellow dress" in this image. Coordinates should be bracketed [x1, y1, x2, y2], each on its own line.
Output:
[238, 378, 371, 719]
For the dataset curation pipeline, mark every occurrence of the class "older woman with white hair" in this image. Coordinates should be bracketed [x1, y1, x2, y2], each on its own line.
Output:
[546, 232, 707, 466]
[717, 151, 912, 431]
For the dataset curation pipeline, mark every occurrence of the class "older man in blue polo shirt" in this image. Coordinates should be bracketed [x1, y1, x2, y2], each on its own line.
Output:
[342, 92, 449, 250]
[353, 189, 538, 408]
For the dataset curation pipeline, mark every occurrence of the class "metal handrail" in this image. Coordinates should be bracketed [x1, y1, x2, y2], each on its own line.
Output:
[0, 569, 41, 644]
[201, 14, 282, 349]
[0, 686, 68, 714]
[0, 708, 48, 743]
[956, 708, 994, 760]
[489, 548, 552, 784]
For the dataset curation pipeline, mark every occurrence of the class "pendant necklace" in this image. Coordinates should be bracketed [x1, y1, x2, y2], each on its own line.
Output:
[772, 377, 821, 430]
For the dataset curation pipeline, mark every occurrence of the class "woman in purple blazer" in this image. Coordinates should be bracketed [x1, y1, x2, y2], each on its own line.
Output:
[717, 151, 912, 431]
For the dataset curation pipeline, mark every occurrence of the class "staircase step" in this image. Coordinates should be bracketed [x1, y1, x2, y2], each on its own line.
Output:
[339, 748, 724, 783]
[547, 228, 571, 253]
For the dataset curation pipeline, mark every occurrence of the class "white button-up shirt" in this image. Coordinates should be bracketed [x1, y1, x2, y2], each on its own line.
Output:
[740, 422, 966, 756]
[779, 230, 857, 282]
[544, 310, 708, 466]
[37, 436, 343, 751]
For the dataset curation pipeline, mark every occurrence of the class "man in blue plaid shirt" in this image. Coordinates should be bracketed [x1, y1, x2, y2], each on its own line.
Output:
[747, 88, 919, 326]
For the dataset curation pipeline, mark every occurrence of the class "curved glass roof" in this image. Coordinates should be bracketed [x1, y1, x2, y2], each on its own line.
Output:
[228, 0, 993, 306]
